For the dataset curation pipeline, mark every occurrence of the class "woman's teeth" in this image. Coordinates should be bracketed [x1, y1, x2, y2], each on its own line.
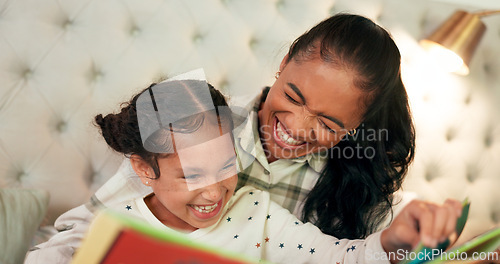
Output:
[276, 121, 305, 146]
[190, 203, 218, 213]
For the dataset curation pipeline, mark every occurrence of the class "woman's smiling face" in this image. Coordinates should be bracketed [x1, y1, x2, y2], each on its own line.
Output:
[145, 129, 238, 232]
[258, 57, 365, 162]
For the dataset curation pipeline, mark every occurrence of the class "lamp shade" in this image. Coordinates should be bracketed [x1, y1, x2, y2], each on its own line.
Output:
[420, 10, 486, 75]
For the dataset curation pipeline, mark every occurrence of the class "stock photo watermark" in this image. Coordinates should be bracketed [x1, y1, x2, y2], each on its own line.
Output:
[366, 248, 500, 262]
[259, 123, 389, 160]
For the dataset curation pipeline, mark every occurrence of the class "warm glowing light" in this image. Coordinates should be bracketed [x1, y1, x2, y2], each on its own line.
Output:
[419, 10, 489, 76]
[420, 40, 469, 75]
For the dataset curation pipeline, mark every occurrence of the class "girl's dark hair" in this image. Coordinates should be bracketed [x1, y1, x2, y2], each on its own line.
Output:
[289, 14, 415, 239]
[95, 80, 230, 179]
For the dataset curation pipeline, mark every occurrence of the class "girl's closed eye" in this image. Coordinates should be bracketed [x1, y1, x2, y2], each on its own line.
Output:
[183, 174, 201, 182]
[221, 162, 236, 172]
[216, 157, 238, 180]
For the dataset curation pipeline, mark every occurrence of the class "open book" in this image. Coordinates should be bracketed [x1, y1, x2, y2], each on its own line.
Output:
[71, 210, 260, 264]
[399, 199, 500, 263]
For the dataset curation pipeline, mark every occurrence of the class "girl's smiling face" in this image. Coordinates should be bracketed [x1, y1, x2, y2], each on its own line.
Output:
[258, 57, 365, 162]
[134, 127, 238, 232]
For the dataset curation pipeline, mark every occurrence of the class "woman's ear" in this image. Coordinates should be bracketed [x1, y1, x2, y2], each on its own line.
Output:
[130, 154, 153, 186]
[279, 53, 290, 72]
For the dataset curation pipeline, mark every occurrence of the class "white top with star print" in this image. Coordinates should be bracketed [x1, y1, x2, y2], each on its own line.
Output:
[25, 186, 390, 264]
[108, 186, 391, 264]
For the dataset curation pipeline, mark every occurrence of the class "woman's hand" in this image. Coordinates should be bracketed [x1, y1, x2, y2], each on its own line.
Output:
[380, 199, 463, 263]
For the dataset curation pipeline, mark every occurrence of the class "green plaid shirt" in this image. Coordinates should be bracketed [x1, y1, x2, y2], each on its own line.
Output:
[232, 91, 327, 218]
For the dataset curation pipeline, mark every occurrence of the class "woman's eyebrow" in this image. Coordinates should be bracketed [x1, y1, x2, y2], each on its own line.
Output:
[287, 82, 306, 103]
[320, 114, 345, 129]
[287, 82, 345, 129]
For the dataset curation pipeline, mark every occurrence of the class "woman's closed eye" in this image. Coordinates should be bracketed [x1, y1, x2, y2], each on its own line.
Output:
[318, 119, 337, 134]
[285, 92, 301, 105]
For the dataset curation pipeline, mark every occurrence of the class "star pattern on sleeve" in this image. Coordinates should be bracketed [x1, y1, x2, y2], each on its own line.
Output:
[279, 243, 285, 248]
[233, 234, 239, 239]
[297, 244, 303, 250]
[335, 241, 340, 245]
[264, 237, 269, 243]
[266, 214, 271, 220]
[249, 191, 254, 195]
[254, 201, 259, 206]
[248, 216, 253, 221]
[226, 217, 232, 222]
[309, 248, 315, 254]
[125, 205, 132, 210]
[346, 245, 356, 252]
[256, 243, 261, 248]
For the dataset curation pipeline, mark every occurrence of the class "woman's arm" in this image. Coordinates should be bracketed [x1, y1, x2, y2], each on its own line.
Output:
[24, 205, 94, 264]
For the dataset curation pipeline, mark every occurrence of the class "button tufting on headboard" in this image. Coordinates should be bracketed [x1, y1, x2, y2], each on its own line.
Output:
[466, 164, 480, 183]
[493, 209, 500, 224]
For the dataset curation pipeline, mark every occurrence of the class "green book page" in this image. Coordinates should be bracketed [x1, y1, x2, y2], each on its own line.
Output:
[426, 227, 500, 264]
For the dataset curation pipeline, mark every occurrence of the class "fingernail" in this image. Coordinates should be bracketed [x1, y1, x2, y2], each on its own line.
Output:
[424, 235, 437, 248]
[439, 236, 446, 243]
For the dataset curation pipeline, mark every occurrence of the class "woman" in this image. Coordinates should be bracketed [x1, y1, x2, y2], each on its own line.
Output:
[233, 13, 458, 250]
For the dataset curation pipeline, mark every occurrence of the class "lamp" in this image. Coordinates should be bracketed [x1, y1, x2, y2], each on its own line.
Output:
[420, 10, 500, 75]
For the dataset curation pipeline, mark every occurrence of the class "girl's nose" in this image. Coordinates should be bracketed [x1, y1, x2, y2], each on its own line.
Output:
[201, 182, 223, 202]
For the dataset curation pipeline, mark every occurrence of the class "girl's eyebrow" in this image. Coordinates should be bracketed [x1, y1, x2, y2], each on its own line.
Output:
[286, 82, 345, 129]
[223, 156, 237, 167]
[180, 154, 237, 173]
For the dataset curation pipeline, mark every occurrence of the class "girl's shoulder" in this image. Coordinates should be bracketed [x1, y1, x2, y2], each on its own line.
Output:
[225, 186, 269, 211]
[106, 196, 146, 219]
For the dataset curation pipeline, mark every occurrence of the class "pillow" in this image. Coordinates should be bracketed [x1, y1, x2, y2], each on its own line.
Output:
[0, 188, 49, 264]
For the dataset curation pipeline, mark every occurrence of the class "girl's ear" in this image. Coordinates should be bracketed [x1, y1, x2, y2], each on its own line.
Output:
[130, 154, 153, 186]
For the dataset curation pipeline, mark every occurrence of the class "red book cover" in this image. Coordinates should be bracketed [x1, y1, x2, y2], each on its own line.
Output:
[102, 227, 249, 264]
[72, 210, 259, 264]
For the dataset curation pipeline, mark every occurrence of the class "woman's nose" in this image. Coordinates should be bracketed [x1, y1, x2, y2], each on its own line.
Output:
[290, 110, 315, 141]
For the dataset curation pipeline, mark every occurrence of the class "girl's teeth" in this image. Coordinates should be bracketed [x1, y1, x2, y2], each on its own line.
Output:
[276, 121, 305, 146]
[191, 203, 218, 213]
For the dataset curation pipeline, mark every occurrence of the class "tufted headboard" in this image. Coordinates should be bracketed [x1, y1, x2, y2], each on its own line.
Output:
[1, 0, 499, 243]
